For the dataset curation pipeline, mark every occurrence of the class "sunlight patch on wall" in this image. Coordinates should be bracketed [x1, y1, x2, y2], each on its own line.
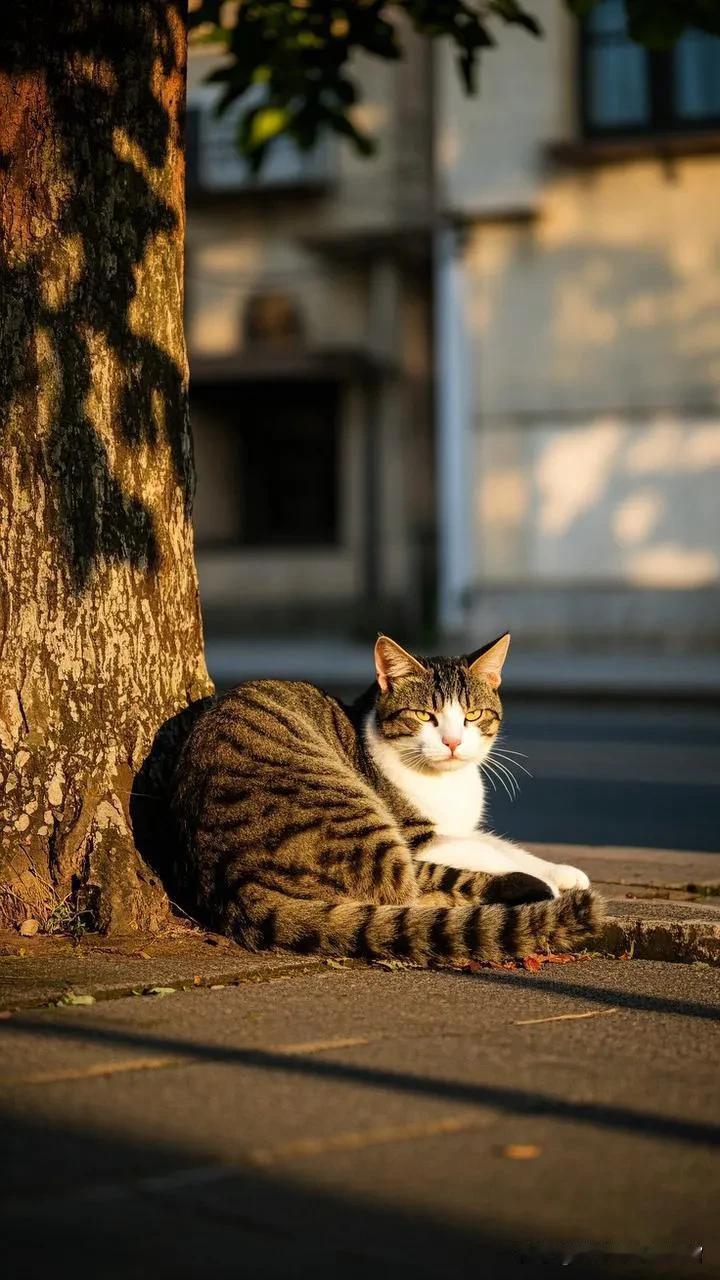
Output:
[625, 421, 720, 473]
[625, 545, 718, 588]
[479, 465, 528, 528]
[350, 103, 389, 134]
[537, 420, 623, 536]
[474, 416, 720, 587]
[613, 489, 664, 546]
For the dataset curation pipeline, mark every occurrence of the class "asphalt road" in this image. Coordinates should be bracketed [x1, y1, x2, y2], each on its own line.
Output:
[1, 957, 718, 1278]
[486, 698, 720, 854]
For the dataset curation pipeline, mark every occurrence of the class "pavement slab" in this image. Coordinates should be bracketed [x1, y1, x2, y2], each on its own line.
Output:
[1, 958, 718, 1278]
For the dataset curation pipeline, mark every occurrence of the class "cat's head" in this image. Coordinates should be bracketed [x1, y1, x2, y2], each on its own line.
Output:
[372, 633, 509, 773]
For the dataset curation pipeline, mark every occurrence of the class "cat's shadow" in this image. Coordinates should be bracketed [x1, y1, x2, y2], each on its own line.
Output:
[130, 697, 214, 917]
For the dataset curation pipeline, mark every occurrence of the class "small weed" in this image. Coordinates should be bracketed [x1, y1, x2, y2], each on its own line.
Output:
[45, 899, 92, 940]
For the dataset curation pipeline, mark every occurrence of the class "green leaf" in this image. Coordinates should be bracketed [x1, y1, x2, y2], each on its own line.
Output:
[249, 106, 291, 148]
[145, 986, 177, 998]
[58, 991, 96, 1006]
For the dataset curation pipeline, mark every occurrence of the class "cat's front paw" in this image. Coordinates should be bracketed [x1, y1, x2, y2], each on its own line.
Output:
[549, 863, 591, 892]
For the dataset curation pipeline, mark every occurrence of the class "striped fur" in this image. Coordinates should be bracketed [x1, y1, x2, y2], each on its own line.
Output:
[171, 667, 603, 964]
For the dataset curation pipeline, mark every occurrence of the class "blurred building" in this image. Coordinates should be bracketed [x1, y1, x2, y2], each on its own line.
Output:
[187, 0, 720, 654]
[438, 0, 720, 653]
[186, 34, 435, 640]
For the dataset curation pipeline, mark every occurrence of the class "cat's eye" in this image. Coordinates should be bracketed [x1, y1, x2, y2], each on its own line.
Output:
[413, 710, 433, 723]
[465, 708, 495, 724]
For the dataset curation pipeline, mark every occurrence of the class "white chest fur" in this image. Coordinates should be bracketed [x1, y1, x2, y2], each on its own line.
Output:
[365, 715, 485, 837]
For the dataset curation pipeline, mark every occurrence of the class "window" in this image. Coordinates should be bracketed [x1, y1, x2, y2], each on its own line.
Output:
[581, 0, 720, 137]
[185, 85, 332, 196]
[192, 381, 340, 549]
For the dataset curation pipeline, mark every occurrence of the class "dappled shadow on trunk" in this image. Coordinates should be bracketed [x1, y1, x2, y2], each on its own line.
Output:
[0, 1, 191, 589]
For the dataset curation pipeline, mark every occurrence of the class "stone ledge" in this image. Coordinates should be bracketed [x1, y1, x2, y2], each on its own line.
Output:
[600, 902, 720, 966]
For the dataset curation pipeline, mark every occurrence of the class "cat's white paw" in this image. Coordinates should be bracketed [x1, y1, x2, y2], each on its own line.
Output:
[549, 863, 591, 892]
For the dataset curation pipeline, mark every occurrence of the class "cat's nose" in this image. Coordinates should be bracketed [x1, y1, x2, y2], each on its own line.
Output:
[442, 736, 462, 754]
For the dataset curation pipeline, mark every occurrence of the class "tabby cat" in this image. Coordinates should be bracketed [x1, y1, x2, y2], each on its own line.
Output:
[171, 634, 602, 964]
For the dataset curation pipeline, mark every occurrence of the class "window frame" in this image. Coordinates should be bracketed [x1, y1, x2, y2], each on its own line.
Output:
[191, 378, 343, 552]
[579, 17, 720, 140]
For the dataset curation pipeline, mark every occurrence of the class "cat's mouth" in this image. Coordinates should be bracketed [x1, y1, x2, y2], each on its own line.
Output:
[424, 752, 476, 772]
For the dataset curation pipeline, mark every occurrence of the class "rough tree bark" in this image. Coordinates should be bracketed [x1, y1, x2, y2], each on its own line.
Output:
[0, 2, 214, 932]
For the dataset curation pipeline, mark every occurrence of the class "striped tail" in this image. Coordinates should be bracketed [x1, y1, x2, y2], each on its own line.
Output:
[239, 888, 603, 965]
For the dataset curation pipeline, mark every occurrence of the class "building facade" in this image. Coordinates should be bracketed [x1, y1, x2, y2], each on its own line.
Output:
[187, 2, 720, 653]
[438, 0, 720, 651]
[186, 33, 435, 640]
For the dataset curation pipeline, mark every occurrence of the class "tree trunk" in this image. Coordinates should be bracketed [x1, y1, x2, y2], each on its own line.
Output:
[0, 2, 214, 933]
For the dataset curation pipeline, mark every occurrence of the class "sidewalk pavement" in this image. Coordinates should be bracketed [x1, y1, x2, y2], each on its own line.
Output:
[1, 846, 718, 1014]
[205, 637, 720, 699]
[2, 938, 718, 1276]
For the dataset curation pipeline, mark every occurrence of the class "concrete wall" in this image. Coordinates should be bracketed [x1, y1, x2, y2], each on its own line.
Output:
[438, 3, 720, 647]
[437, 0, 575, 215]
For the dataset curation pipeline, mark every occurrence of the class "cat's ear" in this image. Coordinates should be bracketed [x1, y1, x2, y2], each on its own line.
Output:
[466, 632, 510, 689]
[374, 636, 425, 693]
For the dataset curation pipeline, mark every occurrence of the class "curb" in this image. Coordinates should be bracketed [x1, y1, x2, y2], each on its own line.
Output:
[599, 913, 720, 967]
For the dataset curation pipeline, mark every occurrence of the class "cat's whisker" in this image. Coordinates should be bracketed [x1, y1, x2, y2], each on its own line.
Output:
[486, 766, 515, 802]
[491, 757, 523, 796]
[482, 759, 515, 802]
[488, 754, 522, 796]
[479, 762, 497, 792]
[492, 749, 533, 778]
[494, 746, 529, 758]
[492, 762, 520, 798]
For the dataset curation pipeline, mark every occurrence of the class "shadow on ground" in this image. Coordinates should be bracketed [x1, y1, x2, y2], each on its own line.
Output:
[4, 1007, 720, 1149]
[0, 1104, 701, 1280]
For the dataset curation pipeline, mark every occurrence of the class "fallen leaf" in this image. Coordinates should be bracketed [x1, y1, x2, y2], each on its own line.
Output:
[19, 919, 40, 937]
[58, 992, 95, 1006]
[325, 958, 347, 969]
[498, 1144, 542, 1160]
[523, 955, 542, 972]
[192, 974, 202, 986]
[145, 986, 176, 997]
